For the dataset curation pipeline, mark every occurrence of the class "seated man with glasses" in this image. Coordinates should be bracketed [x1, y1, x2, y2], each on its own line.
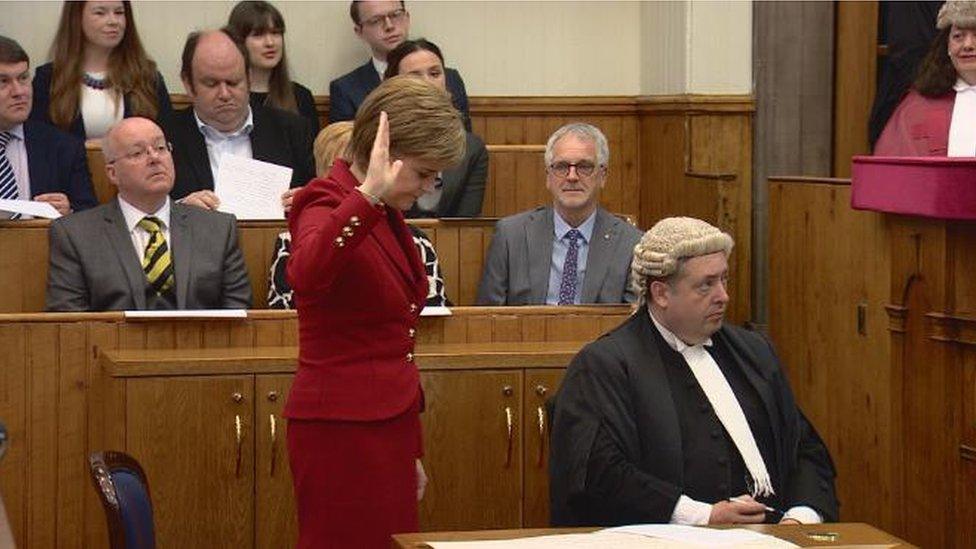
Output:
[0, 35, 96, 220]
[328, 1, 471, 130]
[477, 123, 642, 305]
[45, 117, 252, 311]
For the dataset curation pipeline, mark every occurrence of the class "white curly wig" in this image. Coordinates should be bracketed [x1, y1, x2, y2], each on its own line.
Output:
[630, 217, 733, 308]
[937, 1, 976, 29]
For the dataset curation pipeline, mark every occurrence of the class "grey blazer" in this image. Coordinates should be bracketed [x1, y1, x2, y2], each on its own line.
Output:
[476, 206, 642, 305]
[45, 200, 253, 311]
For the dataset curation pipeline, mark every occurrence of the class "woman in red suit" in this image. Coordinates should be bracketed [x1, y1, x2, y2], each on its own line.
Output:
[284, 76, 465, 548]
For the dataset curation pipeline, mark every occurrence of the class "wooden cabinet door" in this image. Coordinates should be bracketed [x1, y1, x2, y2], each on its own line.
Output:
[522, 369, 566, 528]
[125, 376, 254, 549]
[419, 370, 522, 531]
[254, 375, 297, 549]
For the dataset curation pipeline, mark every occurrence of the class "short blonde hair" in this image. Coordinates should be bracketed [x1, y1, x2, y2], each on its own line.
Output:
[349, 75, 465, 171]
[313, 121, 353, 177]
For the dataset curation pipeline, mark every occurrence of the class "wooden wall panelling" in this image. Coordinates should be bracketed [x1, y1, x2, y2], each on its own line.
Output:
[85, 320, 120, 548]
[56, 323, 89, 549]
[0, 323, 27, 546]
[833, 1, 879, 177]
[254, 375, 298, 549]
[0, 221, 50, 313]
[767, 177, 892, 531]
[28, 323, 58, 548]
[238, 221, 287, 310]
[85, 144, 115, 204]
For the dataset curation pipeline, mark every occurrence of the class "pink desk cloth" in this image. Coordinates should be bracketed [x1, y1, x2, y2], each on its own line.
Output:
[851, 156, 976, 220]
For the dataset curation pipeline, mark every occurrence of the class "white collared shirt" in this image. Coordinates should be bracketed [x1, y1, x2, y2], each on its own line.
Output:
[117, 196, 171, 264]
[948, 78, 976, 156]
[372, 57, 389, 81]
[1, 124, 31, 219]
[193, 108, 254, 181]
[647, 310, 824, 526]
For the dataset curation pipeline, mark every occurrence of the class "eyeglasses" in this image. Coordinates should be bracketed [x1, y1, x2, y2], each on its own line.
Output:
[548, 161, 600, 178]
[107, 141, 173, 164]
[361, 8, 407, 28]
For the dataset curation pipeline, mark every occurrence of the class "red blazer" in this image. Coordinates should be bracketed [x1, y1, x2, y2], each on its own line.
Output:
[874, 90, 954, 156]
[284, 160, 428, 421]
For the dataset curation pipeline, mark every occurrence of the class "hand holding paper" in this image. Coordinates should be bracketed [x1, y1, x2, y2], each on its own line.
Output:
[214, 154, 293, 220]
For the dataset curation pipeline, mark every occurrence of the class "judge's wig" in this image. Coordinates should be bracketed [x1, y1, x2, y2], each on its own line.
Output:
[630, 217, 733, 308]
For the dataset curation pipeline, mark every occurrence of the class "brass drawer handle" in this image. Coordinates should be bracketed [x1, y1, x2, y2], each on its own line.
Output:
[504, 406, 514, 468]
[269, 414, 278, 477]
[537, 406, 546, 467]
[235, 414, 243, 478]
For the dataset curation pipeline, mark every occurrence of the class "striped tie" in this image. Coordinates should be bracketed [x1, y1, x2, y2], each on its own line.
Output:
[137, 216, 175, 295]
[0, 131, 21, 220]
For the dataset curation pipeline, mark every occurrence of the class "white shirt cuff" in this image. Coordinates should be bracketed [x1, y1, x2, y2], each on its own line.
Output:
[782, 505, 822, 524]
[669, 494, 712, 525]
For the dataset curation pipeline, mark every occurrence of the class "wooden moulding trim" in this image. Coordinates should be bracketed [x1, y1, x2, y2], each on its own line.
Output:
[686, 171, 737, 182]
[926, 312, 976, 346]
[0, 219, 50, 229]
[101, 341, 587, 377]
[962, 445, 976, 462]
[170, 93, 755, 117]
[237, 217, 505, 230]
[635, 94, 756, 114]
[766, 176, 852, 187]
[485, 144, 546, 152]
[885, 304, 908, 333]
[0, 305, 630, 324]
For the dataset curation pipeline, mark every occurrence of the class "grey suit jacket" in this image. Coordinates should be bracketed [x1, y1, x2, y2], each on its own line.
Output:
[45, 200, 253, 311]
[477, 206, 642, 305]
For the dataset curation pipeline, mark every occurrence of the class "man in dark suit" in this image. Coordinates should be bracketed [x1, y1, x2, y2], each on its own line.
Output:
[46, 117, 252, 311]
[477, 123, 642, 305]
[329, 1, 471, 129]
[0, 35, 96, 218]
[160, 29, 313, 211]
[549, 217, 838, 527]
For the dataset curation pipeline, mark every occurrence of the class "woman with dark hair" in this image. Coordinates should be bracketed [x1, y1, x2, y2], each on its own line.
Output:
[876, 1, 976, 156]
[384, 39, 488, 218]
[30, 1, 171, 143]
[227, 1, 319, 136]
[285, 76, 465, 548]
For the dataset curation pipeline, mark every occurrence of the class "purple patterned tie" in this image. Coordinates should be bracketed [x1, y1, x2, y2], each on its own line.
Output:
[557, 229, 582, 305]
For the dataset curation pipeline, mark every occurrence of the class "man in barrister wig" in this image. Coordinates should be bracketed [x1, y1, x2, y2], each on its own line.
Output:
[549, 217, 838, 526]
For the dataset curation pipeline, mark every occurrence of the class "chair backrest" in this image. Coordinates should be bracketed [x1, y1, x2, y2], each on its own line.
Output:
[89, 451, 156, 549]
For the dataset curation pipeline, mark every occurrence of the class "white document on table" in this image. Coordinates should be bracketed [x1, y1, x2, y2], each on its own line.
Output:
[214, 154, 292, 220]
[124, 309, 248, 320]
[603, 524, 799, 548]
[0, 199, 61, 219]
[420, 306, 452, 317]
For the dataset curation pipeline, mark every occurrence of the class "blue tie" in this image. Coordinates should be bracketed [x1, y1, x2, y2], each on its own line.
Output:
[557, 229, 582, 305]
[0, 131, 21, 220]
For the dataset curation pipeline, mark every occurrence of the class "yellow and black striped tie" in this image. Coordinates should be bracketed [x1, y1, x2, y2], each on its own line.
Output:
[137, 216, 175, 295]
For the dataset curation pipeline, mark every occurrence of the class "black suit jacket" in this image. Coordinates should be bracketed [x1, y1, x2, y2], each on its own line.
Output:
[406, 131, 487, 218]
[22, 120, 97, 212]
[30, 62, 173, 140]
[328, 59, 471, 130]
[549, 312, 839, 526]
[159, 106, 315, 200]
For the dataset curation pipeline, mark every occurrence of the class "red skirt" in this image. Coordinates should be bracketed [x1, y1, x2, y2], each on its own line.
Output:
[287, 403, 422, 549]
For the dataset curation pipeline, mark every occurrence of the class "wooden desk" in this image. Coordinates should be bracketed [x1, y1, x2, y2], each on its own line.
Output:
[0, 307, 629, 549]
[393, 522, 916, 548]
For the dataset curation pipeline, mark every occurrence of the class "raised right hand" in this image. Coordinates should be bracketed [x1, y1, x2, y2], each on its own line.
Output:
[358, 111, 402, 201]
[708, 494, 766, 525]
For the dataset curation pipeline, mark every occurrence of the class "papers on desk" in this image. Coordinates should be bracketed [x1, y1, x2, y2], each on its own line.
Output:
[214, 155, 292, 220]
[425, 525, 798, 549]
[0, 199, 61, 219]
[420, 306, 452, 317]
[124, 310, 248, 320]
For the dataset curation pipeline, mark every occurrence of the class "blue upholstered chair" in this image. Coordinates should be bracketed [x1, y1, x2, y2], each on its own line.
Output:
[89, 451, 155, 549]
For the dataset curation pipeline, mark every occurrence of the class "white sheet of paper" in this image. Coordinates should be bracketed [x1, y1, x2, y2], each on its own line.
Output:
[124, 309, 247, 320]
[214, 154, 292, 220]
[420, 306, 452, 317]
[0, 199, 61, 219]
[603, 524, 799, 548]
[426, 532, 665, 549]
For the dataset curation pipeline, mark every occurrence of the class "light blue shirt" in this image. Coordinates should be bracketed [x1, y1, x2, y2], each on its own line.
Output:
[193, 107, 254, 182]
[545, 210, 596, 305]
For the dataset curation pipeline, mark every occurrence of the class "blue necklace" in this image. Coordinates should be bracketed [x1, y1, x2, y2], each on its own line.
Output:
[82, 73, 108, 90]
